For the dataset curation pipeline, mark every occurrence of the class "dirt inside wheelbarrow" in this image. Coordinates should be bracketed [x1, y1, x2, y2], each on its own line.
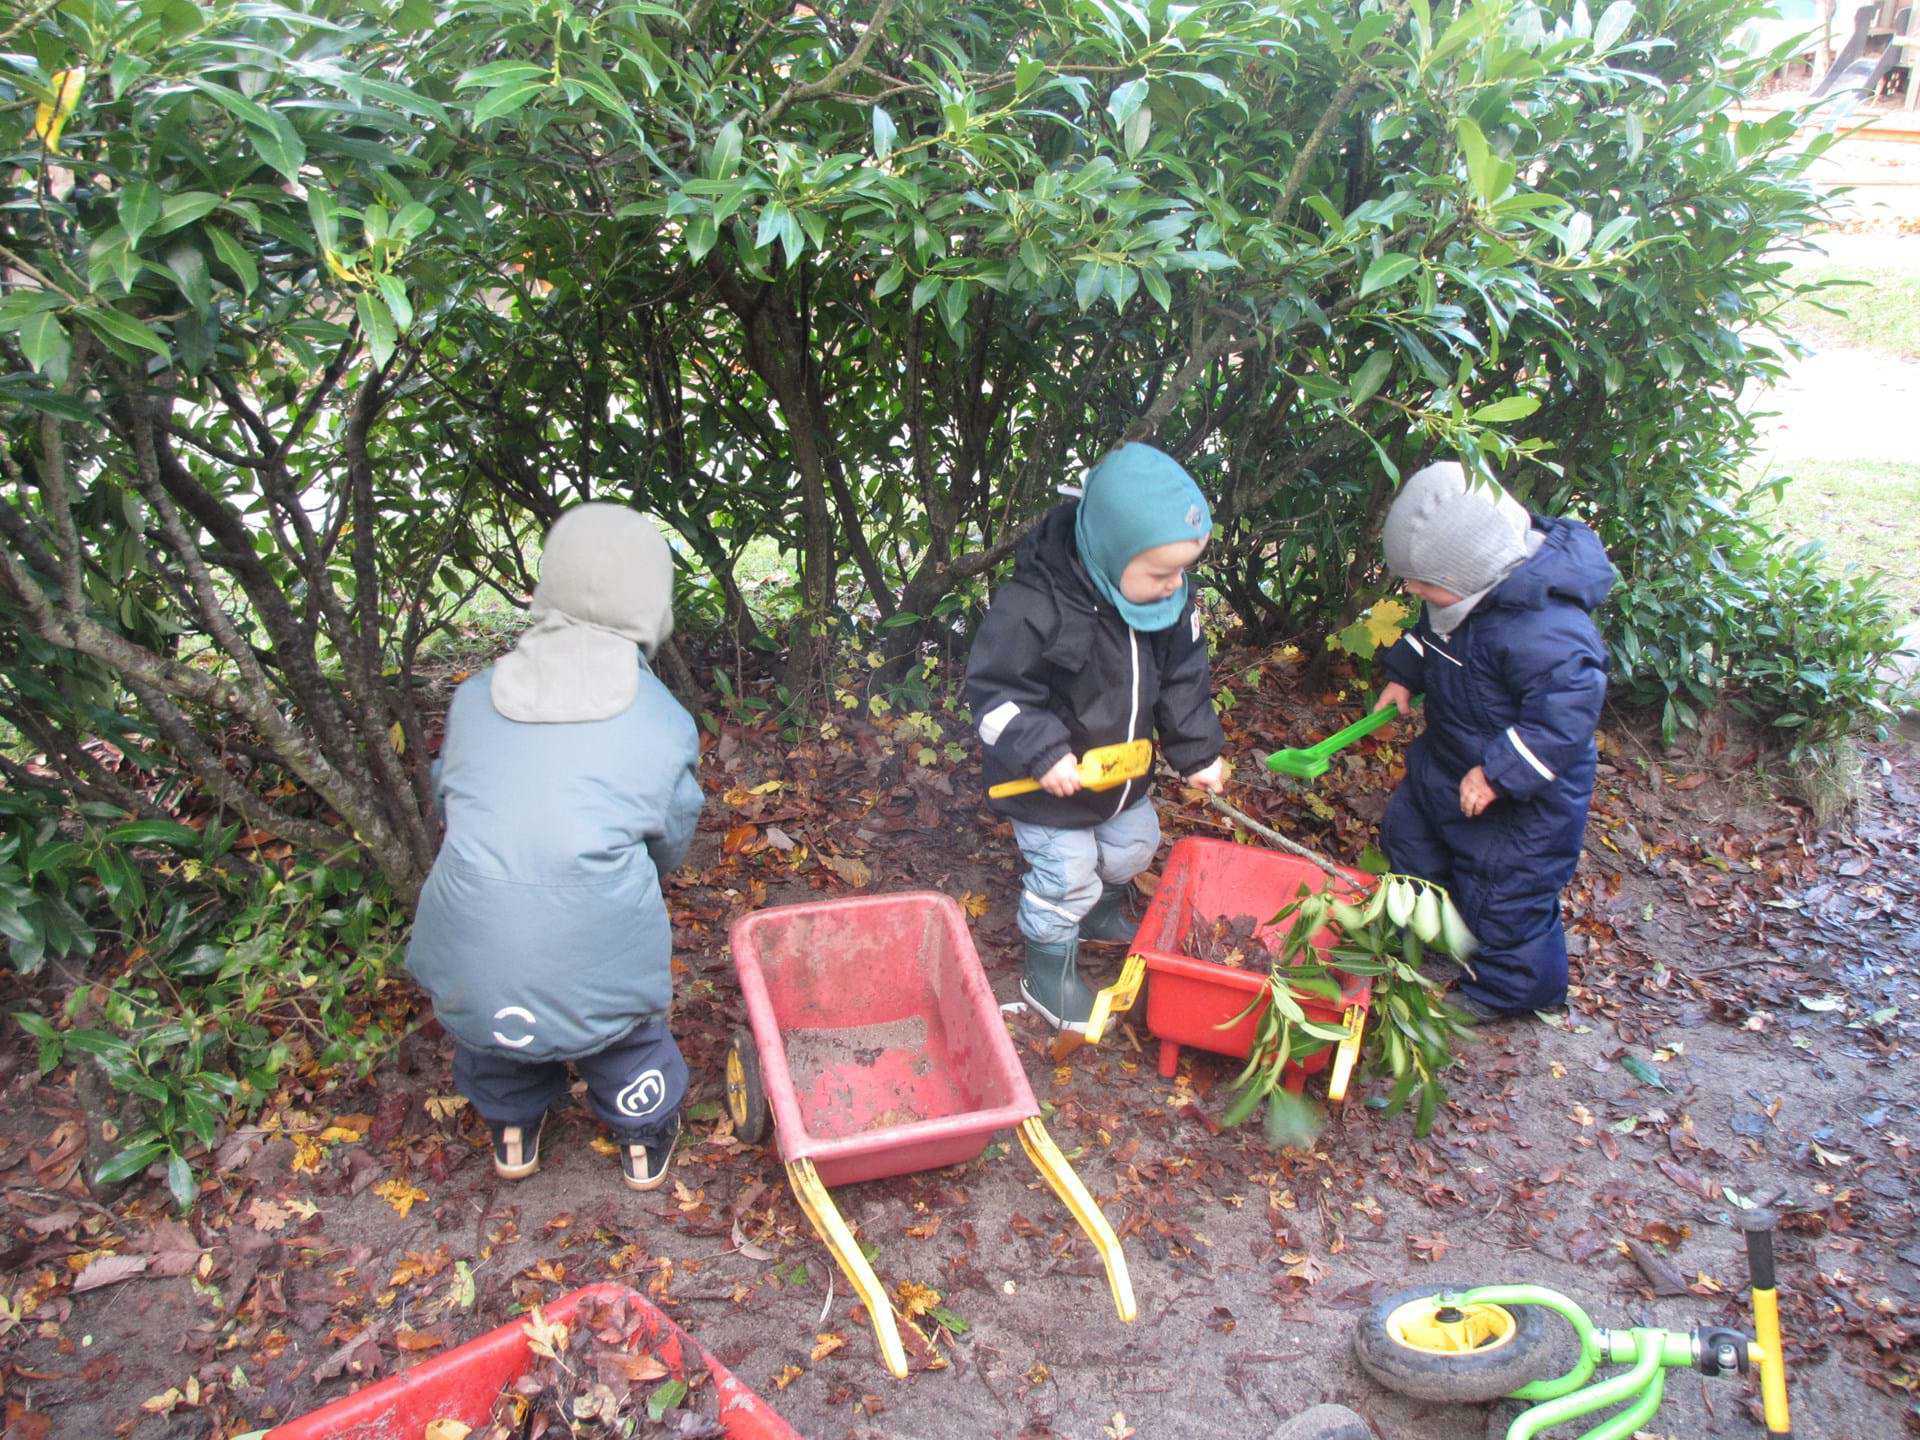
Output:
[784, 1019, 930, 1091]
[782, 1016, 944, 1137]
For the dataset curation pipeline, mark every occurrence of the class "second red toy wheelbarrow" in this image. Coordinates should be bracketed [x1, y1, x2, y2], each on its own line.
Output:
[1082, 837, 1377, 1102]
[266, 1282, 794, 1439]
[725, 890, 1134, 1377]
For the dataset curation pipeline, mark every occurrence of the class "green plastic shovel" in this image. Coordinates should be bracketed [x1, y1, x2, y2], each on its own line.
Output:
[1265, 697, 1420, 781]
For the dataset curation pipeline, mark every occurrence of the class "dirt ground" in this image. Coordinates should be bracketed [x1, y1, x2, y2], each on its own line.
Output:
[2, 684, 1916, 1440]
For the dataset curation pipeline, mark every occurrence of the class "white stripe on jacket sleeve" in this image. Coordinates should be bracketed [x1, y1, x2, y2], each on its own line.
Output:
[1402, 634, 1426, 656]
[1506, 726, 1556, 781]
[979, 700, 1021, 746]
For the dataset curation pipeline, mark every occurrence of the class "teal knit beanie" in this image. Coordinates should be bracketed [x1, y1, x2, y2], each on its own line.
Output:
[1073, 443, 1212, 631]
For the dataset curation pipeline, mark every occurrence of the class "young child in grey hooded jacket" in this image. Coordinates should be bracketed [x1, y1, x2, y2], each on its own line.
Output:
[408, 504, 704, 1191]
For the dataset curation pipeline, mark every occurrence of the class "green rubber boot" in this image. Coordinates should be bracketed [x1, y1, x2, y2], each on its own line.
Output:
[1078, 882, 1140, 944]
[1020, 935, 1095, 1033]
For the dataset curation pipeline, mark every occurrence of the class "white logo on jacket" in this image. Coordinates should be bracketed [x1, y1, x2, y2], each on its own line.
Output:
[616, 1068, 667, 1118]
[491, 1006, 538, 1049]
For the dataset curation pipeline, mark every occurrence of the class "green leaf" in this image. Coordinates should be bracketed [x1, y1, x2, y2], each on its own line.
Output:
[167, 1152, 197, 1209]
[1074, 262, 1103, 311]
[1359, 253, 1419, 297]
[1593, 0, 1635, 49]
[356, 291, 396, 368]
[246, 114, 306, 183]
[189, 78, 276, 130]
[119, 181, 162, 246]
[153, 192, 222, 236]
[684, 212, 718, 263]
[165, 244, 212, 314]
[455, 60, 548, 91]
[18, 310, 71, 381]
[473, 81, 545, 124]
[1107, 77, 1149, 127]
[1470, 394, 1541, 424]
[0, 289, 61, 329]
[872, 105, 897, 161]
[872, 259, 906, 298]
[1620, 1054, 1669, 1091]
[710, 120, 742, 180]
[79, 305, 170, 359]
[393, 202, 435, 242]
[1348, 350, 1393, 407]
[209, 228, 259, 297]
[646, 1379, 689, 1420]
[13, 1012, 58, 1042]
[95, 1139, 167, 1187]
[930, 1305, 970, 1336]
[105, 820, 202, 848]
[376, 274, 414, 331]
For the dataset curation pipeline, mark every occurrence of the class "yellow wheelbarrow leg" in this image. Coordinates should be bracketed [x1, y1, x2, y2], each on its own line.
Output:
[1327, 1005, 1366, 1103]
[1016, 1117, 1136, 1323]
[1083, 952, 1146, 1045]
[785, 1158, 908, 1378]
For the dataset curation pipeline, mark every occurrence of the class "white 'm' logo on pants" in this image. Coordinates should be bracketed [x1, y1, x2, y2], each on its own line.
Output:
[615, 1068, 667, 1118]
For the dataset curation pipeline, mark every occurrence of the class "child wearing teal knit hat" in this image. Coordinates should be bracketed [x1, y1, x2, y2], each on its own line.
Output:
[965, 443, 1228, 1032]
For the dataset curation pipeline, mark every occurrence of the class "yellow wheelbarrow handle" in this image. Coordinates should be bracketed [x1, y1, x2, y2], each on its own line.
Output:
[1082, 952, 1145, 1045]
[1327, 1005, 1366, 1103]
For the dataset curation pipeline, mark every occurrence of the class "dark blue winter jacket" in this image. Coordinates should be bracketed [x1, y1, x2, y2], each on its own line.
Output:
[1378, 515, 1616, 1013]
[1381, 515, 1616, 809]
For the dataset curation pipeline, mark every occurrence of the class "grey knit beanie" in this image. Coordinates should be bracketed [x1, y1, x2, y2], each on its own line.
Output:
[490, 504, 675, 724]
[1381, 462, 1533, 598]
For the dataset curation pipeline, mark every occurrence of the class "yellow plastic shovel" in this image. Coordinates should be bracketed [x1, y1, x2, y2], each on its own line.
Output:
[987, 739, 1153, 800]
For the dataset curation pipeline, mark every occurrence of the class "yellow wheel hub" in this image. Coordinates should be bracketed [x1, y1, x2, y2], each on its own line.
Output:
[1386, 1296, 1518, 1356]
[725, 1047, 750, 1127]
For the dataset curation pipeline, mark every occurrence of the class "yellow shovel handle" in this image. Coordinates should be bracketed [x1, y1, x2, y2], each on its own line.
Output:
[987, 775, 1044, 799]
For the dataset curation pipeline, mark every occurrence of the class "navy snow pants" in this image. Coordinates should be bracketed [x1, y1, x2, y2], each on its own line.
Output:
[1382, 757, 1585, 1015]
[453, 1014, 686, 1146]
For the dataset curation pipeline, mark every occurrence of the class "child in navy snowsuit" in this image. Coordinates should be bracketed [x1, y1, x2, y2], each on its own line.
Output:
[1373, 463, 1617, 1019]
[966, 444, 1227, 1032]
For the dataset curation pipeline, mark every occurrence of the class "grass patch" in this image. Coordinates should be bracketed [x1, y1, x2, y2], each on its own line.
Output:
[1777, 242, 1920, 360]
[1754, 457, 1920, 619]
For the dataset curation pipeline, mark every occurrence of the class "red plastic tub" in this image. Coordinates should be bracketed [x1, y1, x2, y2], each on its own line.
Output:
[1137, 838, 1374, 1083]
[729, 891, 1039, 1186]
[267, 1283, 795, 1440]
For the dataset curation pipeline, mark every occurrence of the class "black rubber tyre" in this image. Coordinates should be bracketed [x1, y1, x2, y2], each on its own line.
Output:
[1353, 1286, 1559, 1404]
[725, 1028, 771, 1146]
[1270, 1403, 1375, 1440]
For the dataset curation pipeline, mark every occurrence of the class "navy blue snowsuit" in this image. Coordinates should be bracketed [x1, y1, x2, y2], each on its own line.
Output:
[1378, 515, 1617, 1015]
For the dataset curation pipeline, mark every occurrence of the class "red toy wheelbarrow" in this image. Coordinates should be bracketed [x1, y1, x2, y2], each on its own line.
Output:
[1082, 838, 1377, 1101]
[725, 890, 1134, 1378]
[266, 1282, 795, 1439]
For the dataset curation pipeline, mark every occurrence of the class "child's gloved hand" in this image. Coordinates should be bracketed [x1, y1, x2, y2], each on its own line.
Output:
[1459, 765, 1498, 817]
[1184, 757, 1227, 794]
[1374, 682, 1413, 717]
[1039, 752, 1084, 797]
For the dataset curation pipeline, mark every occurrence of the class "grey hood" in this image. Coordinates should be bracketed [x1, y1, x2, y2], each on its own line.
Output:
[491, 504, 676, 724]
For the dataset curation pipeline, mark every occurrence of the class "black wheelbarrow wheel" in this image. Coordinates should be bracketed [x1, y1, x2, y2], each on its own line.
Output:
[1270, 1402, 1375, 1440]
[725, 1027, 772, 1145]
[1354, 1287, 1559, 1404]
